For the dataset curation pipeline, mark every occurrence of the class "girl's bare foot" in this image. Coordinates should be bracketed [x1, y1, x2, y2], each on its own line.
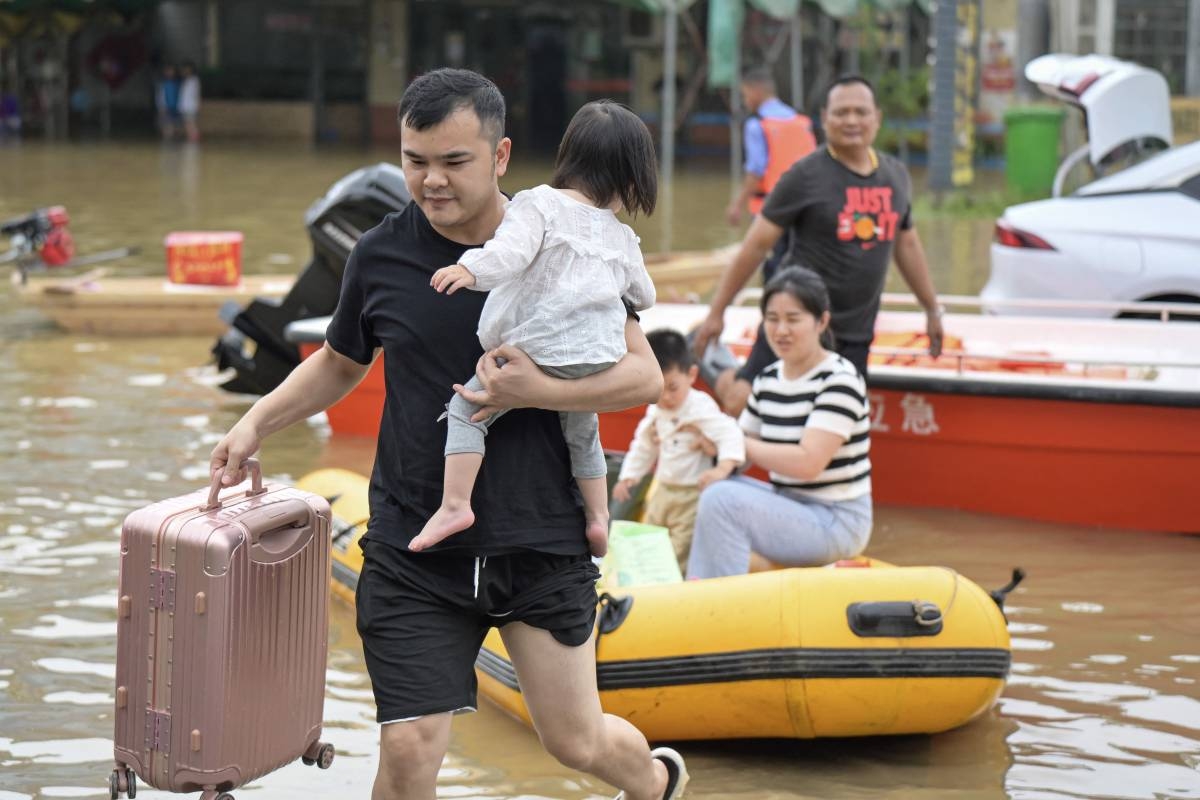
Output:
[409, 505, 475, 551]
[586, 519, 609, 558]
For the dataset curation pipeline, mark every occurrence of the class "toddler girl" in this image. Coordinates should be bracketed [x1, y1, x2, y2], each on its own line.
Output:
[409, 100, 658, 557]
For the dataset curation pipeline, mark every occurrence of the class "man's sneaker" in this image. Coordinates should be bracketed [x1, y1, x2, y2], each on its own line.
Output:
[614, 746, 690, 799]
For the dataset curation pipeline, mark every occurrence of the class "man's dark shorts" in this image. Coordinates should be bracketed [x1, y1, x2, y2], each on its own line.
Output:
[735, 325, 871, 383]
[355, 539, 600, 723]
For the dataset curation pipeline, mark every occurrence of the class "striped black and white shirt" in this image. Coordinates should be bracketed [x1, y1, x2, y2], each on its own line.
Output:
[739, 353, 871, 502]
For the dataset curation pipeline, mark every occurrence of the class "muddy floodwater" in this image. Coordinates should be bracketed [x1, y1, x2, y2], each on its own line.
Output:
[0, 140, 1196, 799]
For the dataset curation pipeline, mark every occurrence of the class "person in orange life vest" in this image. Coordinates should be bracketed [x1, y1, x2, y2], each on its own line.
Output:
[719, 69, 817, 364]
[724, 67, 817, 229]
[697, 75, 943, 416]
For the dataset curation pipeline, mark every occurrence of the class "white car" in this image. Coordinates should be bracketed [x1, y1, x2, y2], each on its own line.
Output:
[983, 141, 1200, 317]
[982, 54, 1200, 317]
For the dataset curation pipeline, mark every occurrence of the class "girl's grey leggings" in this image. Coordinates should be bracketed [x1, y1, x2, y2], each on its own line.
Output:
[444, 362, 613, 480]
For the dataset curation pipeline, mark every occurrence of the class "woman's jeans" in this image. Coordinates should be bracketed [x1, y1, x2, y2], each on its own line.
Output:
[686, 476, 873, 579]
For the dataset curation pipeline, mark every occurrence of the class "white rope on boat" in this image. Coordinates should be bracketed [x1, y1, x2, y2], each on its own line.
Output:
[733, 288, 1200, 321]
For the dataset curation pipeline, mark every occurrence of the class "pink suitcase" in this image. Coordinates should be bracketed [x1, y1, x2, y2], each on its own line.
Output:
[110, 459, 334, 800]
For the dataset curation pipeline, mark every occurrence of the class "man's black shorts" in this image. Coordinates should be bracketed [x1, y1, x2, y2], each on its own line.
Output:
[355, 539, 600, 723]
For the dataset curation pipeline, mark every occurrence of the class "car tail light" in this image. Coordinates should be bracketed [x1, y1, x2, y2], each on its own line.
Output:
[994, 220, 1056, 250]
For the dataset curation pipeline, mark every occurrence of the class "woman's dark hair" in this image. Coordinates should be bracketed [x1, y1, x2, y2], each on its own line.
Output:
[551, 100, 658, 217]
[398, 68, 506, 145]
[646, 328, 694, 373]
[761, 266, 836, 350]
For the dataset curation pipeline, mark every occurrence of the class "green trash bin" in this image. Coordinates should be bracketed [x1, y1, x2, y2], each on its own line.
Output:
[1003, 106, 1065, 199]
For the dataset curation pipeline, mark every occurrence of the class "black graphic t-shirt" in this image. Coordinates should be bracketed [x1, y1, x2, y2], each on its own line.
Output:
[761, 147, 913, 344]
[325, 202, 587, 557]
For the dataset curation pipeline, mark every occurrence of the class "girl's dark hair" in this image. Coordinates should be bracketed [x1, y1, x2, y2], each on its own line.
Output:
[646, 328, 694, 373]
[761, 266, 836, 350]
[551, 100, 658, 217]
[398, 68, 506, 145]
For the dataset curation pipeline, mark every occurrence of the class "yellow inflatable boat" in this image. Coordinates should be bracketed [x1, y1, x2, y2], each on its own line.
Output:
[298, 469, 1016, 741]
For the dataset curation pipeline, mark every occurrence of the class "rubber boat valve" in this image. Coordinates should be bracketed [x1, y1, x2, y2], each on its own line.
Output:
[989, 568, 1026, 611]
[912, 600, 943, 627]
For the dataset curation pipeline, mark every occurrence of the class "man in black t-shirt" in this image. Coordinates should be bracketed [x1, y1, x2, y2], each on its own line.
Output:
[693, 75, 944, 415]
[210, 70, 687, 800]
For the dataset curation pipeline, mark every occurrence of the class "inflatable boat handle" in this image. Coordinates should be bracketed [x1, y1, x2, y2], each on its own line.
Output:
[989, 568, 1026, 610]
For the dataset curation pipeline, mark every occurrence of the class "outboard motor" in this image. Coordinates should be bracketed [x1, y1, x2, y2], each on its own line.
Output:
[2, 206, 76, 280]
[212, 163, 410, 395]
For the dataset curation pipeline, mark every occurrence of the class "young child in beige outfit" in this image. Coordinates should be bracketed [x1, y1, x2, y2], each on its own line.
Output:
[613, 329, 745, 573]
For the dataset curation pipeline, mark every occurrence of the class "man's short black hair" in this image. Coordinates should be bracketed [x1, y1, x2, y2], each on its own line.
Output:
[822, 74, 878, 110]
[551, 100, 657, 217]
[740, 67, 776, 91]
[397, 68, 506, 145]
[646, 329, 694, 374]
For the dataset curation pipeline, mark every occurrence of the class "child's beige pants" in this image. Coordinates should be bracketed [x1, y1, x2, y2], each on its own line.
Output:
[644, 482, 701, 575]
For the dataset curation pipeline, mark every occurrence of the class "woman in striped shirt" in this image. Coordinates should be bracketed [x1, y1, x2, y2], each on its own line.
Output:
[687, 267, 873, 579]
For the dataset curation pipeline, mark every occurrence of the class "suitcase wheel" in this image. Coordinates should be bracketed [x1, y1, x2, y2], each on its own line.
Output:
[109, 766, 137, 799]
[302, 741, 335, 769]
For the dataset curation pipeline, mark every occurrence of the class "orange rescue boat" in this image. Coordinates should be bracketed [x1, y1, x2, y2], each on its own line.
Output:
[284, 297, 1200, 534]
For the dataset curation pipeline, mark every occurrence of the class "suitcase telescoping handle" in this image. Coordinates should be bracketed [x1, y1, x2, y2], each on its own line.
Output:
[203, 457, 268, 511]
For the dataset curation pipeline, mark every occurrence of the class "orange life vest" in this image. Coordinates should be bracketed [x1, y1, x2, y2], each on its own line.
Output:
[749, 114, 818, 215]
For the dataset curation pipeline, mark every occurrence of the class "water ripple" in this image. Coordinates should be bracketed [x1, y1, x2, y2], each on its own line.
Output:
[33, 659, 115, 679]
[12, 616, 117, 640]
[41, 692, 111, 706]
[0, 736, 111, 765]
[1122, 695, 1200, 731]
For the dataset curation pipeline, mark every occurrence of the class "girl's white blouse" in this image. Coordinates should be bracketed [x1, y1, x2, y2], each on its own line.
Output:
[459, 184, 656, 367]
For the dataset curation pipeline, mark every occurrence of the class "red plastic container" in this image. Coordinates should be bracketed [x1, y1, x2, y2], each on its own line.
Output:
[165, 231, 244, 286]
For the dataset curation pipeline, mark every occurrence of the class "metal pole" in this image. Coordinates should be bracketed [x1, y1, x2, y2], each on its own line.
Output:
[1094, 0, 1115, 55]
[730, 3, 742, 211]
[790, 9, 803, 111]
[362, 0, 372, 148]
[928, 0, 958, 193]
[1054, 0, 1079, 52]
[661, 1, 678, 254]
[311, 11, 325, 145]
[848, 20, 860, 73]
[1016, 0, 1049, 101]
[898, 7, 909, 164]
[1188, 0, 1200, 94]
[206, 0, 220, 68]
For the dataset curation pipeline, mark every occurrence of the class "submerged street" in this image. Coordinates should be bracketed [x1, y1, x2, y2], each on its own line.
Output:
[1, 141, 1197, 799]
